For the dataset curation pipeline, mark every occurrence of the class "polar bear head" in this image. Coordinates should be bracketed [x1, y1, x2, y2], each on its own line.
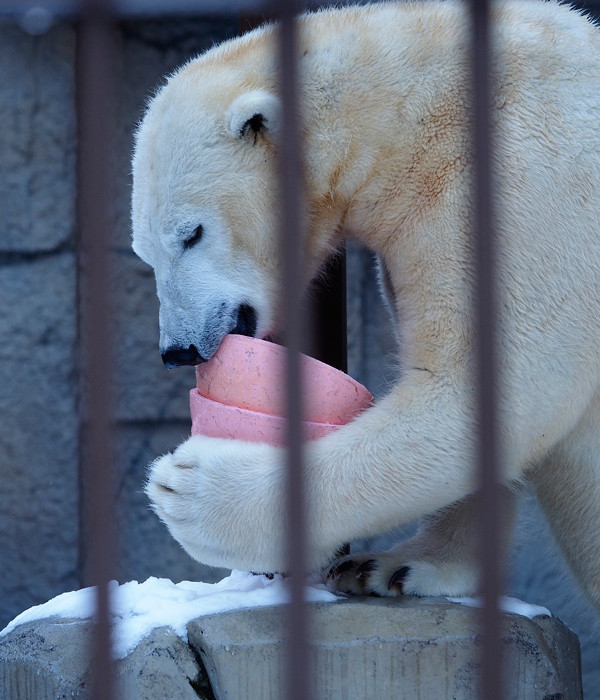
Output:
[131, 23, 355, 367]
[131, 42, 295, 366]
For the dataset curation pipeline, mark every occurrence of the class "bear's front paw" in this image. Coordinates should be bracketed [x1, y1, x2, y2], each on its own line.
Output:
[328, 549, 479, 598]
[146, 449, 200, 523]
[145, 435, 287, 571]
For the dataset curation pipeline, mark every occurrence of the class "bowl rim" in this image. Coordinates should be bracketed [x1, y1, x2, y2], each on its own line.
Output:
[201, 334, 373, 395]
[190, 387, 341, 428]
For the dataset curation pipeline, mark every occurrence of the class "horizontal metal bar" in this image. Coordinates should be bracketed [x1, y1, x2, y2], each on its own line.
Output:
[0, 0, 374, 22]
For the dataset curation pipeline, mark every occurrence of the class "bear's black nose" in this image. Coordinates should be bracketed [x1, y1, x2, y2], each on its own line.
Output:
[161, 344, 205, 369]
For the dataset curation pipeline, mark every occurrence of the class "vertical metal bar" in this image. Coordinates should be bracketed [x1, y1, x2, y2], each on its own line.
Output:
[241, 9, 348, 372]
[276, 1, 312, 699]
[470, 0, 503, 698]
[76, 1, 116, 699]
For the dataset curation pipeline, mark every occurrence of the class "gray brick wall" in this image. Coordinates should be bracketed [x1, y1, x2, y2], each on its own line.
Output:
[0, 16, 238, 629]
[0, 21, 80, 630]
[0, 10, 598, 699]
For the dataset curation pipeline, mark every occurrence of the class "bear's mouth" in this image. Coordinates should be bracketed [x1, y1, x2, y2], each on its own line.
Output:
[230, 303, 257, 338]
[229, 306, 282, 345]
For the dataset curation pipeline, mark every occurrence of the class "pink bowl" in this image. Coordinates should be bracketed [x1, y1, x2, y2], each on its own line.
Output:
[190, 390, 339, 446]
[190, 335, 373, 445]
[194, 335, 373, 425]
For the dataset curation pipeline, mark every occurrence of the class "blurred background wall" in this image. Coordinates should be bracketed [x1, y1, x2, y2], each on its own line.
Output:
[1, 5, 599, 697]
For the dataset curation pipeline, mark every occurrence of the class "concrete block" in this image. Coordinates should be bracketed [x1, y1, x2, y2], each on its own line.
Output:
[118, 626, 210, 700]
[0, 620, 206, 700]
[188, 599, 582, 700]
[0, 255, 79, 630]
[0, 598, 582, 700]
[0, 23, 76, 253]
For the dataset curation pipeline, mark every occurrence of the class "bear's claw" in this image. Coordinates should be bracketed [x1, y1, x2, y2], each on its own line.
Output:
[388, 565, 411, 592]
[356, 559, 377, 579]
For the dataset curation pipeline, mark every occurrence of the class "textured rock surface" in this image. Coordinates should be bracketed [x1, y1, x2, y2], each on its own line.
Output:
[0, 254, 80, 642]
[0, 619, 206, 699]
[0, 24, 76, 253]
[189, 599, 582, 700]
[0, 600, 582, 700]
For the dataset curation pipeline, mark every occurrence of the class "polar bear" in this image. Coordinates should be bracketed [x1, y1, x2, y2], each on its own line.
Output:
[131, 0, 600, 608]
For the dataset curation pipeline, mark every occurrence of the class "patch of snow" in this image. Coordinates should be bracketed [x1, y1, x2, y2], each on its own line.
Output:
[0, 571, 342, 659]
[447, 595, 551, 619]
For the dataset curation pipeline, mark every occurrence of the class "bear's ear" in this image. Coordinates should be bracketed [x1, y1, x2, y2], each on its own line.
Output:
[227, 91, 281, 143]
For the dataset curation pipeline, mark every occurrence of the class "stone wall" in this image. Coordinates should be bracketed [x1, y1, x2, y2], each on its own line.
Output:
[0, 7, 599, 699]
[1, 19, 80, 637]
[0, 14, 239, 631]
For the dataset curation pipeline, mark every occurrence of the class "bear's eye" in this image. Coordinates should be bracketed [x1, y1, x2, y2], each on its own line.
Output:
[183, 225, 203, 250]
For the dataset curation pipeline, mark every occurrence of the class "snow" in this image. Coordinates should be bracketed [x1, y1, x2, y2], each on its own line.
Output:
[0, 571, 341, 659]
[0, 571, 551, 660]
[447, 595, 551, 619]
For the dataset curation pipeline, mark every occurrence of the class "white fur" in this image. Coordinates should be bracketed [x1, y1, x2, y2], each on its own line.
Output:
[132, 1, 600, 608]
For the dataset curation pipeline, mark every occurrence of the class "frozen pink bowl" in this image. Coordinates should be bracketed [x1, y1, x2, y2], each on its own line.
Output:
[190, 334, 373, 446]
[189, 391, 339, 445]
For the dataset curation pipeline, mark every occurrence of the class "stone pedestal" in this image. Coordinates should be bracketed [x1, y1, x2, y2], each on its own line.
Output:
[0, 598, 582, 700]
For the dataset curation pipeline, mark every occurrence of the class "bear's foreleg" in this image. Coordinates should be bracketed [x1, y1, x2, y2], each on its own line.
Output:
[145, 370, 501, 574]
